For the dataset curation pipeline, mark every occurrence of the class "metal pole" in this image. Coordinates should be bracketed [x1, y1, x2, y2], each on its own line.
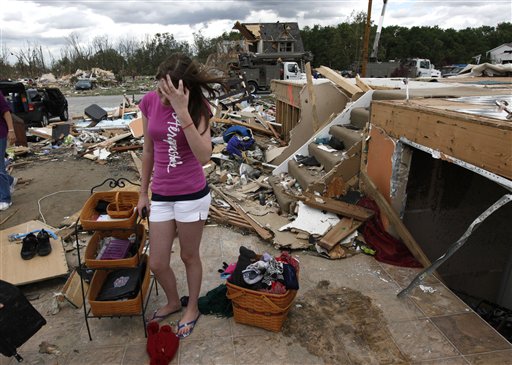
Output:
[370, 0, 388, 61]
[398, 194, 512, 298]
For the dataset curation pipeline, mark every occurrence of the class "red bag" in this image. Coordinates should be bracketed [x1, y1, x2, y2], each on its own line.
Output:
[147, 322, 179, 365]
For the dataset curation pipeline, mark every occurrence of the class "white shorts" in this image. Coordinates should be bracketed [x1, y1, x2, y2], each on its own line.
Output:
[149, 194, 211, 223]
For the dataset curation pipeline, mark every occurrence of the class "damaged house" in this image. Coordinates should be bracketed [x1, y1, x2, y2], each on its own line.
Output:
[232, 21, 309, 59]
[266, 71, 512, 353]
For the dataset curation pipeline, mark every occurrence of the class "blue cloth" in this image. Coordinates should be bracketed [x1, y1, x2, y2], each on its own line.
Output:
[0, 137, 14, 203]
[222, 125, 252, 143]
[226, 136, 254, 157]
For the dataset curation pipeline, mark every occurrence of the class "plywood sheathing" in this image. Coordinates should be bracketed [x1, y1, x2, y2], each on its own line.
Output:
[371, 100, 512, 180]
[365, 126, 396, 209]
[0, 220, 68, 285]
[272, 80, 349, 165]
[129, 117, 143, 138]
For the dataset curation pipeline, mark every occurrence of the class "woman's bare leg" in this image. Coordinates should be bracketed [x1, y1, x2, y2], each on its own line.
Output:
[176, 219, 205, 335]
[148, 220, 181, 317]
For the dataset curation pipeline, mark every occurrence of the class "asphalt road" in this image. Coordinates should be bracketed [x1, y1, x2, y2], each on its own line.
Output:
[67, 94, 145, 118]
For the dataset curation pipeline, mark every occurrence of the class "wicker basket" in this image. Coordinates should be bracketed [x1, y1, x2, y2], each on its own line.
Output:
[88, 254, 150, 316]
[79, 191, 139, 230]
[84, 224, 146, 269]
[226, 281, 298, 332]
[107, 192, 135, 219]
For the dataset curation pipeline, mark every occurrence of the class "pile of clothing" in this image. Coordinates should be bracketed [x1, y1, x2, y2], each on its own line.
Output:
[223, 246, 299, 294]
[222, 125, 255, 157]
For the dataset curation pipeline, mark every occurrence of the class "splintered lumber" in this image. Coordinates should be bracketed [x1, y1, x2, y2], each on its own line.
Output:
[266, 121, 287, 146]
[209, 206, 253, 230]
[301, 192, 374, 221]
[316, 66, 363, 97]
[110, 145, 143, 152]
[210, 117, 273, 136]
[355, 75, 372, 92]
[319, 218, 362, 250]
[210, 185, 273, 241]
[91, 132, 132, 149]
[305, 62, 320, 131]
[360, 171, 431, 268]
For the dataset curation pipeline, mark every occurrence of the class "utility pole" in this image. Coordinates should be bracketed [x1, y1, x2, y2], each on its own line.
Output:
[361, 0, 373, 77]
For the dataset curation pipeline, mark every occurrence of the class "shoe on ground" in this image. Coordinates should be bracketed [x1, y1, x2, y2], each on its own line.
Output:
[36, 229, 52, 256]
[21, 233, 38, 260]
[0, 202, 12, 211]
[10, 177, 18, 194]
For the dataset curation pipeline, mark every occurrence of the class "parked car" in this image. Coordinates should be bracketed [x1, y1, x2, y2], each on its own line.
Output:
[0, 81, 69, 127]
[75, 79, 95, 90]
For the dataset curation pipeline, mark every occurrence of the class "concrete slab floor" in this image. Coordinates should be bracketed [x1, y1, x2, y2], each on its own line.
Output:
[2, 225, 511, 365]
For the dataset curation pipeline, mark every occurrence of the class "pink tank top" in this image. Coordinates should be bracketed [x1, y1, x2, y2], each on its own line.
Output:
[139, 91, 206, 196]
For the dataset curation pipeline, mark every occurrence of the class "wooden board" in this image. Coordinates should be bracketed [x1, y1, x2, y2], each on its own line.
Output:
[301, 192, 374, 221]
[129, 117, 143, 138]
[319, 218, 362, 250]
[355, 75, 372, 92]
[61, 269, 88, 308]
[316, 66, 362, 97]
[371, 100, 512, 180]
[305, 62, 319, 131]
[0, 220, 68, 285]
[360, 171, 431, 268]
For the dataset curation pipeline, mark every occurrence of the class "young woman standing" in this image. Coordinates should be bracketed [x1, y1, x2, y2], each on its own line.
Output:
[137, 54, 225, 338]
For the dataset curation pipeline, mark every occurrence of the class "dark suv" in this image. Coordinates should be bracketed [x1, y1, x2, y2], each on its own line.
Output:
[0, 81, 69, 127]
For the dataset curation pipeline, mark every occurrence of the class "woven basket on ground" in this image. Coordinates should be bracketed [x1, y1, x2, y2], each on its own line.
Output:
[226, 280, 298, 332]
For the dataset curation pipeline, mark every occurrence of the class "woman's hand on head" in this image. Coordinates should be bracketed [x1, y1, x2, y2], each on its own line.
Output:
[159, 75, 189, 114]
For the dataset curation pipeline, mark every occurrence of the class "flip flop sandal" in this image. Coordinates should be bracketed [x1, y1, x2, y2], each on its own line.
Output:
[177, 313, 201, 339]
[147, 307, 182, 322]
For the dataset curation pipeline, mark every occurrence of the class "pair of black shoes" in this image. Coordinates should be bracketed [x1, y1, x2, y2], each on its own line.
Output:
[21, 229, 52, 260]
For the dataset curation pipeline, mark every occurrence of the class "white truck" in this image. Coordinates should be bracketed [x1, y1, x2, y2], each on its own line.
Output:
[366, 58, 441, 78]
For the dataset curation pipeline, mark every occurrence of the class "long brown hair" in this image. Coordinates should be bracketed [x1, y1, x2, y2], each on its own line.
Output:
[156, 53, 227, 134]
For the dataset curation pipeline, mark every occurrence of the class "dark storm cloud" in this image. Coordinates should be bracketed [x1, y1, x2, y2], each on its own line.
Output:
[2, 30, 68, 48]
[30, 0, 347, 26]
[31, 0, 253, 25]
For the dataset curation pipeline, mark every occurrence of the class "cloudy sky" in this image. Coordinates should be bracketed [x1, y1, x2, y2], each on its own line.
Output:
[1, 0, 511, 63]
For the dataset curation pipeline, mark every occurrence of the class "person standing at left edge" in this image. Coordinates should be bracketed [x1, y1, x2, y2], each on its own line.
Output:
[0, 92, 17, 211]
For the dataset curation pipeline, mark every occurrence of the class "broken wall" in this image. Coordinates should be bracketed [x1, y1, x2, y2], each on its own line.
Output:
[365, 98, 512, 310]
[272, 79, 349, 165]
[403, 149, 512, 309]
